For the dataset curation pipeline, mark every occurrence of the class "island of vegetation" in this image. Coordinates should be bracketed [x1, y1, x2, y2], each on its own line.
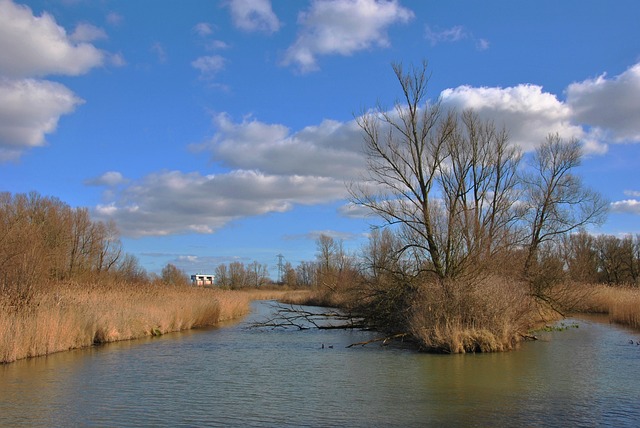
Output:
[2, 62, 639, 363]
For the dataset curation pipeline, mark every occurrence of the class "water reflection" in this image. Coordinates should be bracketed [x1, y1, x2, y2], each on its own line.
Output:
[1, 302, 639, 427]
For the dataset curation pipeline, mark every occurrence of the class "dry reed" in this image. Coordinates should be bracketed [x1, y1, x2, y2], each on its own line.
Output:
[564, 284, 640, 330]
[408, 277, 539, 353]
[0, 282, 254, 364]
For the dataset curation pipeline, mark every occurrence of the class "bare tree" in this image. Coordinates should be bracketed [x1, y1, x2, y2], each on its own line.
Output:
[349, 61, 522, 283]
[161, 263, 189, 286]
[214, 264, 230, 288]
[521, 134, 608, 283]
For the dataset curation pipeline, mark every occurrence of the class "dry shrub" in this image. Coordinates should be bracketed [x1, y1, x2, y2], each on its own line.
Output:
[0, 281, 253, 364]
[408, 277, 537, 353]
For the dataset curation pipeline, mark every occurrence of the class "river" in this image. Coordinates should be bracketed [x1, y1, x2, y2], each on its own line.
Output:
[1, 301, 639, 427]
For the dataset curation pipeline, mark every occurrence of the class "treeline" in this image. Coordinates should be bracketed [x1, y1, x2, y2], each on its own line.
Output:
[557, 231, 640, 285]
[0, 191, 147, 300]
[213, 261, 271, 289]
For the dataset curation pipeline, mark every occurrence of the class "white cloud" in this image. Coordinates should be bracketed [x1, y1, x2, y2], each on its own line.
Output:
[85, 171, 128, 187]
[106, 12, 123, 26]
[282, 0, 413, 72]
[624, 190, 640, 198]
[338, 202, 372, 218]
[227, 0, 281, 33]
[476, 38, 490, 51]
[425, 24, 467, 46]
[151, 42, 167, 63]
[283, 229, 362, 242]
[191, 55, 226, 78]
[199, 113, 365, 179]
[70, 23, 107, 42]
[610, 199, 640, 215]
[0, 0, 104, 77]
[194, 22, 213, 36]
[94, 169, 347, 237]
[424, 24, 489, 52]
[207, 40, 230, 50]
[0, 78, 83, 160]
[567, 63, 640, 143]
[440, 84, 585, 152]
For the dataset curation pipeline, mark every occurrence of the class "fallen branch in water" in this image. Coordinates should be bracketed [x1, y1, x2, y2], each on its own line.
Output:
[347, 332, 410, 348]
[251, 303, 365, 330]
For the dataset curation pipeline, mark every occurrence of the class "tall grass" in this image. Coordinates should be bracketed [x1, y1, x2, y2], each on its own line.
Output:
[0, 282, 253, 364]
[408, 277, 539, 353]
[563, 283, 640, 330]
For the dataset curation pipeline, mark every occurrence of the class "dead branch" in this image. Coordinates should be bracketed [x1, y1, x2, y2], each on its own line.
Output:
[251, 303, 365, 330]
[347, 332, 410, 348]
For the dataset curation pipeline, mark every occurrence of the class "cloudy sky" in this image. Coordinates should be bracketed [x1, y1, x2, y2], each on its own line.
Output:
[1, 0, 639, 276]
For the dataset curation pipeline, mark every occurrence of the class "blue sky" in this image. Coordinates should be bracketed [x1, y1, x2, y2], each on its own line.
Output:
[1, 0, 639, 277]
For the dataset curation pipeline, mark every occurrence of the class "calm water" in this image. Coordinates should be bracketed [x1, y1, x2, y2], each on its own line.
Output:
[1, 301, 639, 427]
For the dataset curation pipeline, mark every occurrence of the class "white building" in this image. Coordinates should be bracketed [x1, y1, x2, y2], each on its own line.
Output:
[190, 274, 215, 286]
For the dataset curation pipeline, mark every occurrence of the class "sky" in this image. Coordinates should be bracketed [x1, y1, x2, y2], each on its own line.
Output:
[1, 0, 639, 277]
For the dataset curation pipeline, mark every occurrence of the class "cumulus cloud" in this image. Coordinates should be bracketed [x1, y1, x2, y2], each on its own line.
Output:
[227, 0, 281, 33]
[194, 22, 213, 36]
[0, 0, 107, 161]
[84, 171, 128, 187]
[97, 60, 640, 237]
[610, 199, 640, 215]
[94, 170, 348, 237]
[0, 78, 83, 161]
[567, 63, 640, 143]
[191, 55, 227, 78]
[70, 23, 107, 42]
[199, 113, 365, 179]
[282, 0, 413, 72]
[0, 0, 104, 78]
[440, 84, 585, 152]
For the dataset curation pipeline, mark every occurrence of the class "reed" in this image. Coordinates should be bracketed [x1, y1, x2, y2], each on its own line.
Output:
[408, 277, 539, 353]
[0, 281, 253, 364]
[566, 284, 640, 329]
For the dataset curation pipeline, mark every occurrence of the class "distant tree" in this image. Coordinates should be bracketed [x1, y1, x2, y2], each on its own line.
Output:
[295, 261, 318, 287]
[246, 261, 270, 287]
[561, 230, 599, 283]
[228, 261, 247, 289]
[282, 261, 298, 288]
[161, 263, 189, 286]
[116, 254, 148, 283]
[214, 264, 230, 288]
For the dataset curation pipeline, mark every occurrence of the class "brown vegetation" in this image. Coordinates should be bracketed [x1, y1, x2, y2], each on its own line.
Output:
[561, 283, 640, 330]
[0, 281, 254, 364]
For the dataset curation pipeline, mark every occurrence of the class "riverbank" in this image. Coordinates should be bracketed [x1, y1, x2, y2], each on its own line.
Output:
[0, 283, 303, 364]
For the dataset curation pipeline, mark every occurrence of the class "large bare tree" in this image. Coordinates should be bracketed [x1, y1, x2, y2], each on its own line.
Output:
[349, 61, 522, 283]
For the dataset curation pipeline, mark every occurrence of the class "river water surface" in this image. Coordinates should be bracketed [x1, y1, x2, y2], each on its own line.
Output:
[1, 301, 639, 427]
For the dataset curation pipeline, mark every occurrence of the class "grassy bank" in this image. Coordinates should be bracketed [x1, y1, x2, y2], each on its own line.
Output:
[0, 282, 269, 364]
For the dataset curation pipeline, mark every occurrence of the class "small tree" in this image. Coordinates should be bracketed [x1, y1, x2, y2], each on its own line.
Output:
[161, 263, 189, 286]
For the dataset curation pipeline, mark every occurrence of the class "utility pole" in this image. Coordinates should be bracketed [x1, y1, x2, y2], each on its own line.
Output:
[276, 253, 285, 284]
